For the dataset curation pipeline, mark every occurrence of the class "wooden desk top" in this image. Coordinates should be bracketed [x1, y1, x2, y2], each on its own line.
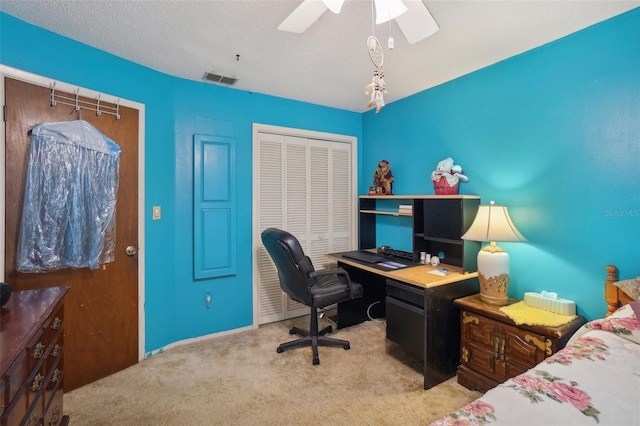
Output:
[326, 252, 478, 290]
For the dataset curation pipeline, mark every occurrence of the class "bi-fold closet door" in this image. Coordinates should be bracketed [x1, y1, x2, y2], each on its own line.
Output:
[255, 130, 355, 325]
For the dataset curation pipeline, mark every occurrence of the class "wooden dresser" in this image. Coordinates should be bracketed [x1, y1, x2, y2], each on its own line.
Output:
[454, 294, 585, 393]
[1, 286, 70, 426]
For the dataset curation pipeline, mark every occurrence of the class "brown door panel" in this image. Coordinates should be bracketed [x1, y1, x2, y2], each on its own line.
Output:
[4, 77, 139, 390]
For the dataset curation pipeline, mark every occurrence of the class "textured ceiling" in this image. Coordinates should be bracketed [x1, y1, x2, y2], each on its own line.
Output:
[1, 1, 638, 112]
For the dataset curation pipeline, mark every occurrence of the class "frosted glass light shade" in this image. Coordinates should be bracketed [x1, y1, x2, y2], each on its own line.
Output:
[375, 0, 408, 24]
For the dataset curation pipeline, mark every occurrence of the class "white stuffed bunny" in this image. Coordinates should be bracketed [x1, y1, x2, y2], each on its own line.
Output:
[431, 157, 468, 187]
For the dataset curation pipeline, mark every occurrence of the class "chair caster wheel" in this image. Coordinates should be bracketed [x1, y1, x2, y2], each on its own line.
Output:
[343, 343, 350, 350]
[277, 347, 284, 353]
[289, 329, 296, 335]
[326, 325, 333, 334]
[313, 357, 320, 365]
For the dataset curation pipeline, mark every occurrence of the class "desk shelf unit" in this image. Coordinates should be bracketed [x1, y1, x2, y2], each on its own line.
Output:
[359, 195, 481, 272]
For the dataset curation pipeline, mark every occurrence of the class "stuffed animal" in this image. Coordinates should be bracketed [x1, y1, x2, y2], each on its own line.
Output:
[431, 157, 468, 187]
[365, 69, 387, 113]
[373, 159, 394, 194]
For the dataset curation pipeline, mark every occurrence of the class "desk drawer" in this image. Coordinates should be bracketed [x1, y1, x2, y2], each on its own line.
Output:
[386, 296, 425, 359]
[386, 279, 424, 308]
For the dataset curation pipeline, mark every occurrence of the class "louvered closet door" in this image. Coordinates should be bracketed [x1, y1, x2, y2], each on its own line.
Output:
[256, 132, 354, 325]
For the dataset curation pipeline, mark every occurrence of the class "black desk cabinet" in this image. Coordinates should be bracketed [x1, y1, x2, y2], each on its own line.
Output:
[385, 278, 479, 389]
[329, 252, 480, 390]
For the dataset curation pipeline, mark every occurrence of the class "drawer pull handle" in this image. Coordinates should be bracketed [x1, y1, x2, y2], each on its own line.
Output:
[53, 344, 62, 357]
[33, 342, 45, 358]
[493, 336, 500, 358]
[461, 346, 469, 363]
[31, 373, 44, 392]
[52, 317, 62, 330]
[52, 368, 62, 383]
[50, 407, 61, 425]
[27, 412, 40, 426]
[525, 334, 553, 355]
[462, 312, 479, 325]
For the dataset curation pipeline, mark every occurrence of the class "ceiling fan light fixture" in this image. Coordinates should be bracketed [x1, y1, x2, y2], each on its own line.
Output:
[322, 0, 345, 14]
[374, 0, 408, 25]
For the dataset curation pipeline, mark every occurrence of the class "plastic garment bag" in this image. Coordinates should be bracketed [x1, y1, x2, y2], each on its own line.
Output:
[16, 120, 122, 272]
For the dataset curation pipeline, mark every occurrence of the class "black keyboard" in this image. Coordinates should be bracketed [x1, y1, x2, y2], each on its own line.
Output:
[342, 251, 385, 264]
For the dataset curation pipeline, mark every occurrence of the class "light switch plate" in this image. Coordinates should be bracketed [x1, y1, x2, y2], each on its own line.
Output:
[152, 206, 161, 220]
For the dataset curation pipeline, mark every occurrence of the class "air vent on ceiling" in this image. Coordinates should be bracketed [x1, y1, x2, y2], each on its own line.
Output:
[203, 72, 238, 86]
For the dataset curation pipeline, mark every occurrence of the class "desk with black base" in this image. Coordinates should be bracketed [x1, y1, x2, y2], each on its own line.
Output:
[327, 252, 479, 390]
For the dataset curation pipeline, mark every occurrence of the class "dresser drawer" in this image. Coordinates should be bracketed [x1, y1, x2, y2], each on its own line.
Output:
[44, 386, 64, 426]
[1, 386, 27, 426]
[463, 312, 499, 347]
[4, 352, 28, 409]
[23, 390, 43, 426]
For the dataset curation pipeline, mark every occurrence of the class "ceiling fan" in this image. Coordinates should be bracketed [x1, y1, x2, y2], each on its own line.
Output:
[277, 0, 439, 45]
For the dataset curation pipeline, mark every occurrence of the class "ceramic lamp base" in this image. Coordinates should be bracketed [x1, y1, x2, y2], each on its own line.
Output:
[477, 246, 510, 305]
[478, 271, 510, 305]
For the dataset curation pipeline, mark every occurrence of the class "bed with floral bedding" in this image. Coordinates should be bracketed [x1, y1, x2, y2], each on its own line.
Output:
[431, 265, 640, 426]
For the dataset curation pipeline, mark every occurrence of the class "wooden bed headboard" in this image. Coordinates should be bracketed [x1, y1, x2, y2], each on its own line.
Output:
[605, 264, 634, 316]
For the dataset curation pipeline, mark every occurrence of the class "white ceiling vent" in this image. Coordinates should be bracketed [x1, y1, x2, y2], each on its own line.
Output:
[203, 72, 238, 86]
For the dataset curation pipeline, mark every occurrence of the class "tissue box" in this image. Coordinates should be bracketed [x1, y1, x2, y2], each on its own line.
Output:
[524, 292, 576, 316]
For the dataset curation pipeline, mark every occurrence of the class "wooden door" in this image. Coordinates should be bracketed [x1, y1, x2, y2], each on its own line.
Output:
[4, 77, 139, 391]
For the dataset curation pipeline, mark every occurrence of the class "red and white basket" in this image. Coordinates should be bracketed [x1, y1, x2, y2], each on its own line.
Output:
[433, 177, 459, 195]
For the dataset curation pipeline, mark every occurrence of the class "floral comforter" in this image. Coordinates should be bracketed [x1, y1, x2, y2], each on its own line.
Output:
[431, 302, 640, 425]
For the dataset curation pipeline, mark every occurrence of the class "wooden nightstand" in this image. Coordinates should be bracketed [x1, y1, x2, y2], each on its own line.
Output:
[454, 294, 586, 393]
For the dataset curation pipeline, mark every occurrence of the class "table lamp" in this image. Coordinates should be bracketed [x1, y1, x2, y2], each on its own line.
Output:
[461, 201, 526, 305]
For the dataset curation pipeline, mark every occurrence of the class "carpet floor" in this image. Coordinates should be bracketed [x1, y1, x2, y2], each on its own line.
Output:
[65, 316, 481, 425]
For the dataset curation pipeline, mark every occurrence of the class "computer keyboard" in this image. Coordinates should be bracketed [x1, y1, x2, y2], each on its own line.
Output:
[342, 251, 385, 264]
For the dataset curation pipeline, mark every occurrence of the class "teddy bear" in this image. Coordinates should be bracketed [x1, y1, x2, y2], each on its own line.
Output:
[431, 157, 468, 187]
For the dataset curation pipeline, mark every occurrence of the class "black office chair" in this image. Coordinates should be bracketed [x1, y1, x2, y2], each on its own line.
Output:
[261, 228, 364, 365]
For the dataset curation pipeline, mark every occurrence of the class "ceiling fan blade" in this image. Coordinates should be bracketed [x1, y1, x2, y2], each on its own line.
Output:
[395, 0, 440, 44]
[323, 0, 345, 14]
[278, 0, 329, 33]
[374, 0, 408, 25]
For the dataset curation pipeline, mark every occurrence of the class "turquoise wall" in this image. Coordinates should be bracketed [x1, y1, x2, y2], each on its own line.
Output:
[0, 13, 362, 353]
[1, 8, 638, 353]
[363, 8, 640, 320]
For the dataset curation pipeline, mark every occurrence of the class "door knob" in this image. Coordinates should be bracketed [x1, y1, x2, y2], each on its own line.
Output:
[125, 246, 138, 256]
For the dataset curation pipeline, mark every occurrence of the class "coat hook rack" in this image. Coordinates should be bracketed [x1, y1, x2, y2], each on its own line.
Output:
[49, 81, 121, 120]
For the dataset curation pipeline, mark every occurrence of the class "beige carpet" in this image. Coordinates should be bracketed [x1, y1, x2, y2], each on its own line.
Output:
[65, 316, 481, 425]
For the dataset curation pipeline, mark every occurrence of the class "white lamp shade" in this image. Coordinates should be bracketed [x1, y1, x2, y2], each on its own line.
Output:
[461, 202, 526, 243]
[374, 0, 408, 24]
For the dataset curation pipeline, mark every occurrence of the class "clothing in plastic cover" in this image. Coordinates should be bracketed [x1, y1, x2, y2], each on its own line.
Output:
[16, 120, 122, 272]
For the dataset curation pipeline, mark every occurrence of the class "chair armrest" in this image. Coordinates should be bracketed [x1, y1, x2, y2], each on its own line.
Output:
[308, 268, 358, 295]
[308, 268, 348, 279]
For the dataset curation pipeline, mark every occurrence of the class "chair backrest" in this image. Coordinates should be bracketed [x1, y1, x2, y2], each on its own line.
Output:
[261, 228, 315, 305]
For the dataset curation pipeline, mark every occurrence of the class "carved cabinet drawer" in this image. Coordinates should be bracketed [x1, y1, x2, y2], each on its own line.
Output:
[1, 286, 69, 426]
[454, 294, 586, 393]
